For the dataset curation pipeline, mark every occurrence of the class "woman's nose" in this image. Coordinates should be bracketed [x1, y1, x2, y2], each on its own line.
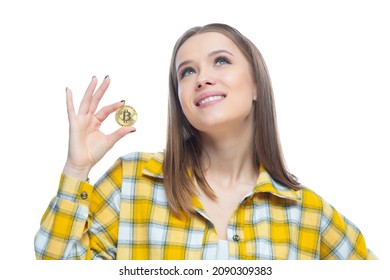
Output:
[196, 75, 216, 89]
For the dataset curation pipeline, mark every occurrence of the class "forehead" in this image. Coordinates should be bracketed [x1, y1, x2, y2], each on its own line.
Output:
[175, 32, 242, 67]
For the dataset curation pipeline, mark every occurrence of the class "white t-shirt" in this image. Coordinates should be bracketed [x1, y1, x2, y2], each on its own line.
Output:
[216, 240, 229, 259]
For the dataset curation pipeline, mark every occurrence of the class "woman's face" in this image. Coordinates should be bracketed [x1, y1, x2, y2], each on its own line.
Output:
[175, 32, 257, 135]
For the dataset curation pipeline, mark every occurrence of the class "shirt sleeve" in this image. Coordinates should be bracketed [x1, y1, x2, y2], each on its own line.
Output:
[34, 159, 123, 260]
[319, 200, 377, 260]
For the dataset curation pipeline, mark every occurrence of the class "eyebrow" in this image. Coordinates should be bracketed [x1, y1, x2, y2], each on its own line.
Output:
[176, 49, 234, 72]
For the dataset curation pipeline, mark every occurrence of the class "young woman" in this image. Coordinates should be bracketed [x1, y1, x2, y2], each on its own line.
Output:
[34, 23, 375, 260]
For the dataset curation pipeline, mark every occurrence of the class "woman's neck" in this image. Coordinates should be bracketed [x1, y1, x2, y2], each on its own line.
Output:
[199, 127, 258, 189]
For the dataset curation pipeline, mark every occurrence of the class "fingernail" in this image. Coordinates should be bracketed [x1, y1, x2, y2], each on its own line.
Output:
[65, 87, 68, 92]
[105, 75, 109, 79]
[120, 100, 125, 103]
[92, 75, 96, 80]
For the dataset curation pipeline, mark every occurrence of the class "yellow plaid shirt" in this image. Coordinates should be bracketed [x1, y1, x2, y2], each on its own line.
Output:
[34, 152, 375, 260]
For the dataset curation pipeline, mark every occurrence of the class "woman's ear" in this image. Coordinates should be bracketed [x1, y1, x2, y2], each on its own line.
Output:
[252, 89, 257, 101]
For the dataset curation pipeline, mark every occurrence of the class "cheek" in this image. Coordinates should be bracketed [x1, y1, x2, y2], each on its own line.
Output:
[234, 69, 256, 98]
[177, 81, 186, 105]
[177, 88, 192, 118]
[177, 80, 194, 108]
[177, 87, 186, 109]
[227, 71, 254, 95]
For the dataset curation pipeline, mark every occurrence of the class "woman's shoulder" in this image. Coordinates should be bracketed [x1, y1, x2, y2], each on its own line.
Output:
[297, 184, 335, 215]
[298, 184, 352, 224]
[120, 151, 165, 162]
[119, 151, 165, 179]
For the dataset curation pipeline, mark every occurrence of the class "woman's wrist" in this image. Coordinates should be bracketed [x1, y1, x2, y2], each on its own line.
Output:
[63, 162, 91, 182]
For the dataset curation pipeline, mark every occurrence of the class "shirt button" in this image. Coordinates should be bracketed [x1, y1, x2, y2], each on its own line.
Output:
[80, 191, 88, 200]
[233, 234, 240, 242]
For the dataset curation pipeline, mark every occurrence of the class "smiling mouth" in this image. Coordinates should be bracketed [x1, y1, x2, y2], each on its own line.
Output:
[196, 95, 226, 106]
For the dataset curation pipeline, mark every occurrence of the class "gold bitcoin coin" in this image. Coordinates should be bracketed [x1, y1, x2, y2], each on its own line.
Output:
[115, 105, 138, 126]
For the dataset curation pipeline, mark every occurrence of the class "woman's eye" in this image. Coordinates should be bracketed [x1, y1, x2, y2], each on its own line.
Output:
[180, 67, 196, 79]
[215, 56, 231, 66]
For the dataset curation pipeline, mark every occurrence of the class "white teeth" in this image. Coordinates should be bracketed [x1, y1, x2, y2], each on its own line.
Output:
[198, 95, 224, 105]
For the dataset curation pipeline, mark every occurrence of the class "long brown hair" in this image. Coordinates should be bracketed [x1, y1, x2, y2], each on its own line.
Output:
[164, 23, 300, 216]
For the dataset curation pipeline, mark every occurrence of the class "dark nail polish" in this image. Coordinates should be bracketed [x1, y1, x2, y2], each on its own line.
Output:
[65, 87, 68, 92]
[105, 75, 109, 79]
[92, 76, 96, 80]
[120, 100, 125, 103]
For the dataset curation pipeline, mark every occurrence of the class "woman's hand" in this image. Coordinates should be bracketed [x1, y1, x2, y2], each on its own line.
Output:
[63, 76, 135, 180]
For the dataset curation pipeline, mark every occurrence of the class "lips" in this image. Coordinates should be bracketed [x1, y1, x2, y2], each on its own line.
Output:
[195, 92, 227, 107]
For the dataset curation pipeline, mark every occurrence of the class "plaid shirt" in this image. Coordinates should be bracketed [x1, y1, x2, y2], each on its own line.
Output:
[34, 152, 375, 260]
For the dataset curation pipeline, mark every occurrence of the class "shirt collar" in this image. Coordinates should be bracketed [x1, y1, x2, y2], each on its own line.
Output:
[253, 166, 301, 201]
[141, 152, 164, 179]
[142, 152, 301, 201]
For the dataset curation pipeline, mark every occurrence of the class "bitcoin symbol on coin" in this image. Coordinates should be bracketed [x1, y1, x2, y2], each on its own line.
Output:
[115, 105, 138, 126]
[121, 109, 132, 123]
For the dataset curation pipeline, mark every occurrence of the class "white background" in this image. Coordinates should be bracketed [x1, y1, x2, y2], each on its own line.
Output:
[0, 0, 389, 278]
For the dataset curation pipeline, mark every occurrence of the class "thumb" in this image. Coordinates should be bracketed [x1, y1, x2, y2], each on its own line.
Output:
[106, 127, 136, 148]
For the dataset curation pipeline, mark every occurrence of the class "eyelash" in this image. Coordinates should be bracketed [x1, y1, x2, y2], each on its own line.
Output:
[214, 56, 231, 66]
[179, 67, 195, 80]
[178, 56, 232, 80]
